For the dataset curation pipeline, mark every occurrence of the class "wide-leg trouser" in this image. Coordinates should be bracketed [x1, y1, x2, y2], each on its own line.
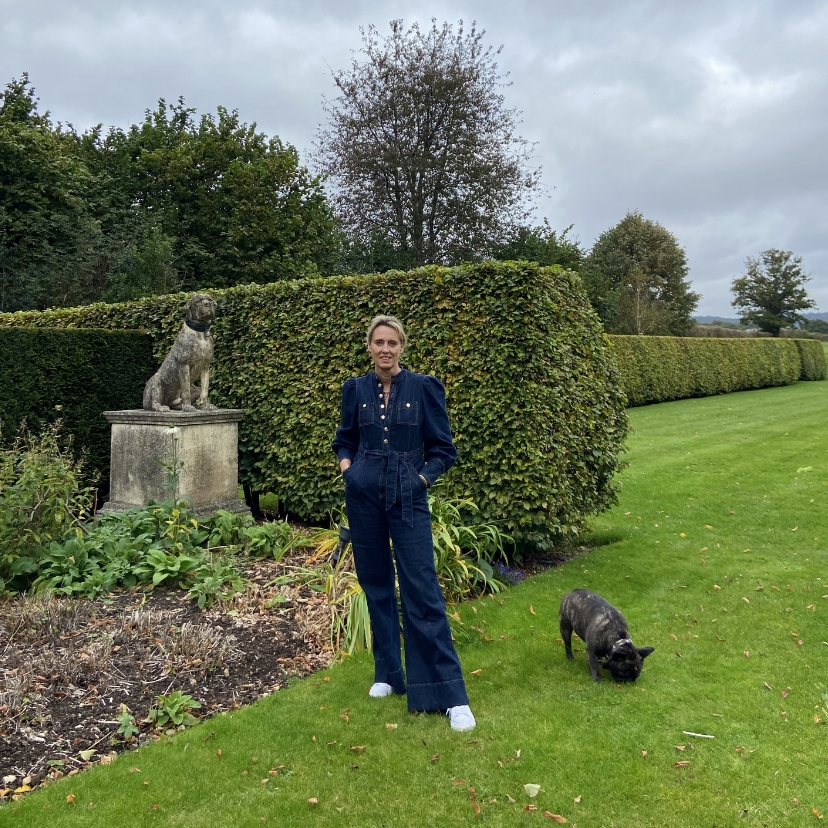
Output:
[344, 456, 469, 712]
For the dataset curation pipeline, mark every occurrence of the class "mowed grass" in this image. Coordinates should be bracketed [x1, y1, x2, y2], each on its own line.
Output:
[3, 380, 827, 828]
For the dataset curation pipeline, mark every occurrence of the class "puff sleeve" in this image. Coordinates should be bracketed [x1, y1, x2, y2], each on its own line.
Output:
[420, 375, 458, 485]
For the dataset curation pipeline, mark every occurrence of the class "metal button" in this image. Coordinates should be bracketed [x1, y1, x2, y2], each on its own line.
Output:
[384, 427, 388, 431]
[378, 382, 382, 387]
[362, 403, 367, 407]
[380, 405, 384, 408]
[383, 439, 388, 444]
[406, 403, 411, 408]
[381, 415, 385, 419]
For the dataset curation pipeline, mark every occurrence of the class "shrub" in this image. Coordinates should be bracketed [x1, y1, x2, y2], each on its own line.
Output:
[0, 327, 157, 487]
[609, 336, 804, 406]
[0, 262, 628, 547]
[793, 339, 828, 381]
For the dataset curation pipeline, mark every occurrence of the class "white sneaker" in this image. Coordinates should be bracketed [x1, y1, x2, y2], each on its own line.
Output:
[368, 682, 394, 698]
[447, 705, 476, 732]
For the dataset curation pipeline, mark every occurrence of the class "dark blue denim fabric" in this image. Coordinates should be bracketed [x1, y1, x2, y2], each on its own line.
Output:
[332, 369, 468, 711]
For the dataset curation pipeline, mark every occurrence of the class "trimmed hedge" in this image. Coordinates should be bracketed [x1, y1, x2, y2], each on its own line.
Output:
[0, 263, 628, 547]
[608, 335, 817, 406]
[0, 328, 157, 485]
[793, 339, 828, 381]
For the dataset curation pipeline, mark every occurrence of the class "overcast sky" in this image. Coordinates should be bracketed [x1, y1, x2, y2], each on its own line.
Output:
[2, 0, 826, 314]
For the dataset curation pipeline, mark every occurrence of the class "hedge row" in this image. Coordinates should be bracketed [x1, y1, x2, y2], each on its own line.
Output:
[609, 335, 824, 406]
[0, 263, 628, 547]
[0, 328, 157, 486]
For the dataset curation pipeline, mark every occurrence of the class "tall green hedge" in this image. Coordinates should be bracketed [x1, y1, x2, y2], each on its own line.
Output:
[0, 263, 628, 546]
[793, 339, 828, 381]
[608, 335, 814, 406]
[0, 328, 157, 485]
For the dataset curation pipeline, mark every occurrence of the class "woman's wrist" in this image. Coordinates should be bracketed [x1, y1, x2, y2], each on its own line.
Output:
[340, 459, 352, 472]
[418, 473, 430, 488]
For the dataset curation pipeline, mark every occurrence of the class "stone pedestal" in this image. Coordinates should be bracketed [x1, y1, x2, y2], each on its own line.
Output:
[100, 409, 250, 516]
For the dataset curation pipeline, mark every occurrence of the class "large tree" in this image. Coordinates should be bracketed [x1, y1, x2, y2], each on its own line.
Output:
[493, 221, 584, 272]
[314, 19, 540, 267]
[731, 249, 816, 336]
[587, 211, 700, 335]
[0, 75, 101, 312]
[72, 99, 341, 297]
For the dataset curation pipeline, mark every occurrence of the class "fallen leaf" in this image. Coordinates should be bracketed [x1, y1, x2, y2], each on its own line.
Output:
[340, 714, 349, 722]
[764, 682, 773, 691]
[814, 807, 823, 819]
[430, 753, 440, 763]
[453, 779, 467, 786]
[670, 634, 678, 640]
[574, 795, 581, 803]
[308, 798, 319, 805]
[782, 690, 789, 698]
[704, 524, 713, 529]
[642, 750, 648, 758]
[742, 597, 750, 604]
[129, 767, 141, 774]
[524, 783, 541, 798]
[14, 785, 31, 793]
[470, 795, 481, 815]
[792, 798, 800, 805]
[516, 749, 521, 759]
[675, 745, 686, 752]
[78, 749, 96, 762]
[506, 794, 516, 803]
[525, 804, 538, 812]
[544, 813, 568, 823]
[735, 746, 745, 752]
[713, 584, 721, 591]
[385, 723, 397, 730]
[674, 761, 691, 768]
[530, 605, 536, 615]
[151, 804, 160, 811]
[470, 669, 482, 676]
[744, 651, 750, 657]
[216, 749, 222, 757]
[349, 745, 366, 753]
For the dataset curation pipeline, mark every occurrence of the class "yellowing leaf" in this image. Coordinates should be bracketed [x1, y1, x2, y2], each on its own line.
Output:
[349, 745, 366, 753]
[66, 794, 76, 804]
[78, 750, 96, 762]
[529, 605, 536, 615]
[14, 785, 31, 793]
[524, 783, 541, 798]
[674, 761, 691, 768]
[574, 795, 581, 803]
[308, 798, 319, 806]
[470, 669, 482, 676]
[385, 723, 397, 730]
[544, 813, 568, 823]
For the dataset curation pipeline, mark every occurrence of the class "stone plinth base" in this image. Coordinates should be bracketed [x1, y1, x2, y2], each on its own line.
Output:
[100, 409, 250, 517]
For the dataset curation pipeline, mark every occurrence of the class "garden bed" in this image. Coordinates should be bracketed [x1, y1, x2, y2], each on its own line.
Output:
[0, 553, 333, 797]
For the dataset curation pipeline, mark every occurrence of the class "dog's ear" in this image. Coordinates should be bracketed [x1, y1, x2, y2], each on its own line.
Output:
[184, 295, 196, 315]
[637, 647, 655, 659]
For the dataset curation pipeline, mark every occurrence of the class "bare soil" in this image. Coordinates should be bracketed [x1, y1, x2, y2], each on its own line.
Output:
[0, 554, 334, 797]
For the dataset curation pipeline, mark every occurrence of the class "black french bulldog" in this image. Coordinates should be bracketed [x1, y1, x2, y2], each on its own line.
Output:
[559, 589, 654, 682]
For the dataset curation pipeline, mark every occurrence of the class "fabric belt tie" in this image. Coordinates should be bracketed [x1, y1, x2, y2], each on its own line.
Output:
[358, 447, 423, 527]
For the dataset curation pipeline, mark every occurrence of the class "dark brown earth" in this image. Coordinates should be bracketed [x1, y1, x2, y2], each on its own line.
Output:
[0, 555, 333, 799]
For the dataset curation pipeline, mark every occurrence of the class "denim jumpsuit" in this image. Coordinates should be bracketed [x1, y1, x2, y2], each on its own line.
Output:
[332, 368, 469, 712]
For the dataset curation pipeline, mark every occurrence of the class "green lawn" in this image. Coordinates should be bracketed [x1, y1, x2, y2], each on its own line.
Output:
[3, 380, 827, 827]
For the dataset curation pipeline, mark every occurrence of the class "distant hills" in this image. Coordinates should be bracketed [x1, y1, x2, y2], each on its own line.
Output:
[695, 312, 827, 324]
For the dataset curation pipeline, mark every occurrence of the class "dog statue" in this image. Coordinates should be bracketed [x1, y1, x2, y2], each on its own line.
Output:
[559, 589, 654, 682]
[143, 294, 218, 413]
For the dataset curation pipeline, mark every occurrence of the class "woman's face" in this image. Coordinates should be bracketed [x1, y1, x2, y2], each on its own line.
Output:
[369, 325, 403, 373]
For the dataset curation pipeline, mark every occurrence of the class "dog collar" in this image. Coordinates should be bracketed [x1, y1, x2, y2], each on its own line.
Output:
[185, 318, 211, 333]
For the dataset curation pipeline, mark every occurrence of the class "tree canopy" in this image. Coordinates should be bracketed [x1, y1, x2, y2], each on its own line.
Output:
[731, 249, 815, 336]
[1, 76, 341, 311]
[314, 19, 539, 268]
[586, 211, 700, 335]
[492, 221, 584, 272]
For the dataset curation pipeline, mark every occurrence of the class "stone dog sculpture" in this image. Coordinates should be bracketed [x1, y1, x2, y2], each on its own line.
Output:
[143, 294, 218, 412]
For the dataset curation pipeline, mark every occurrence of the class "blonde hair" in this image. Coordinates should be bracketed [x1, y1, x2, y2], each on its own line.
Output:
[366, 315, 407, 350]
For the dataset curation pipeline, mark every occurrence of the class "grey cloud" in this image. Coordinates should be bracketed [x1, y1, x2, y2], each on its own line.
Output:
[2, 0, 825, 312]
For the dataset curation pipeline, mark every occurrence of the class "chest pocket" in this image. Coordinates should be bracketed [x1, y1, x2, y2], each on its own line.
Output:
[358, 403, 374, 425]
[395, 400, 419, 425]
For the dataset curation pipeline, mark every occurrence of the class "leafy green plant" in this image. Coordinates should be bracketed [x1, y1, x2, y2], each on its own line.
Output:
[147, 691, 202, 731]
[115, 705, 139, 740]
[187, 559, 245, 608]
[0, 421, 96, 590]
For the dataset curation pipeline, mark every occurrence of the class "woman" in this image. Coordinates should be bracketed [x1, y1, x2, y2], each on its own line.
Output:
[332, 315, 475, 732]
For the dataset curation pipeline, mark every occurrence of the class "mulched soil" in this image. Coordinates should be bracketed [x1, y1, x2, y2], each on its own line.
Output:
[0, 553, 334, 800]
